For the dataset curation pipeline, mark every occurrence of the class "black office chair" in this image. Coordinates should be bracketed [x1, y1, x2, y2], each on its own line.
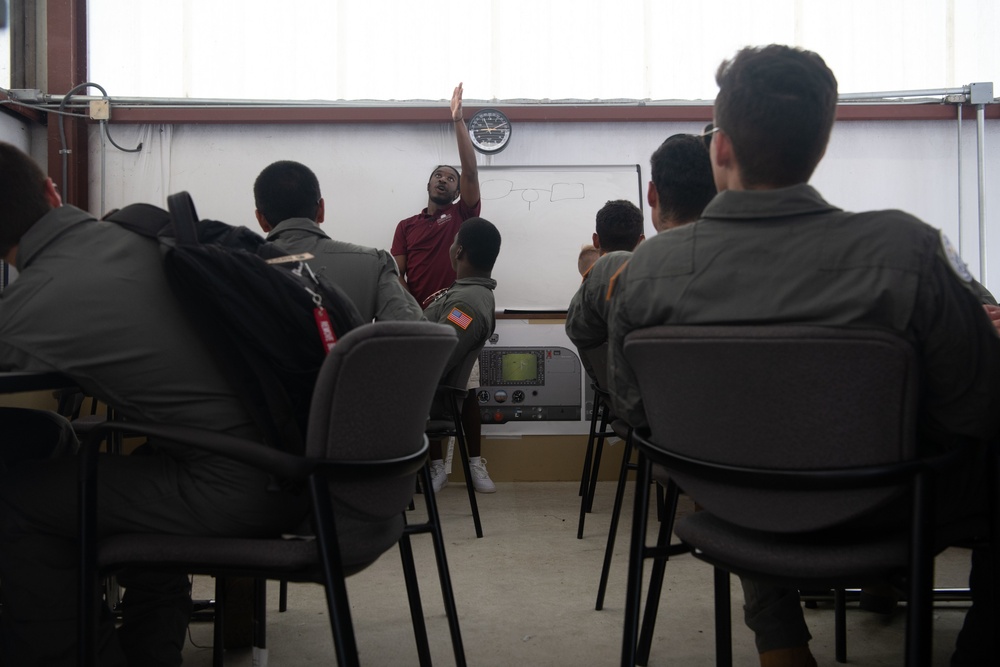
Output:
[78, 321, 465, 667]
[619, 324, 997, 667]
[425, 344, 487, 538]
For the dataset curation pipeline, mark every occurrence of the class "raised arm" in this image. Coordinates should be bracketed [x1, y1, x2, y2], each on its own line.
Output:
[451, 83, 481, 208]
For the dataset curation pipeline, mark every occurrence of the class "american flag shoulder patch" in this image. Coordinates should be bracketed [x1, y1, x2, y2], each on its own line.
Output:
[447, 308, 474, 330]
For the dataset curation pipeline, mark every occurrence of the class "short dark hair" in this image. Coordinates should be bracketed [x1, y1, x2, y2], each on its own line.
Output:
[457, 217, 501, 271]
[253, 160, 322, 225]
[595, 199, 644, 252]
[429, 165, 460, 182]
[650, 134, 716, 224]
[714, 44, 838, 187]
[0, 142, 52, 258]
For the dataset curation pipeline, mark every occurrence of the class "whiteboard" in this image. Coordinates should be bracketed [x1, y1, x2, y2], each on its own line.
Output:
[477, 165, 643, 311]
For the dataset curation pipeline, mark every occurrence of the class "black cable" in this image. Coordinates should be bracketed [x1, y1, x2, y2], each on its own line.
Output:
[57, 82, 142, 202]
[101, 120, 143, 153]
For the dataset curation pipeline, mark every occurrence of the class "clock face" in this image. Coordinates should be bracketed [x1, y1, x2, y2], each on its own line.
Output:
[468, 109, 511, 154]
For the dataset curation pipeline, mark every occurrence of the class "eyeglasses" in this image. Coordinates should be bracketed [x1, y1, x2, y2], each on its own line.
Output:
[699, 124, 720, 148]
[700, 124, 721, 138]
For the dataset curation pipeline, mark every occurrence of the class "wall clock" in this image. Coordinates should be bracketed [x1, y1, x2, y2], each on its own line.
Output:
[468, 108, 512, 154]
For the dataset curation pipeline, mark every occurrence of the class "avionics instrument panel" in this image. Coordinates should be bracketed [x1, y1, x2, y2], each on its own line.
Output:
[477, 347, 581, 423]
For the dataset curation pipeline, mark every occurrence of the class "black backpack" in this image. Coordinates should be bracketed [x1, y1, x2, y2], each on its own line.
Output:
[104, 192, 364, 456]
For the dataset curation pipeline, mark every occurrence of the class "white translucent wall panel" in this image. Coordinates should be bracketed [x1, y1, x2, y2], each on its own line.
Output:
[86, 0, 999, 101]
[86, 119, 1000, 293]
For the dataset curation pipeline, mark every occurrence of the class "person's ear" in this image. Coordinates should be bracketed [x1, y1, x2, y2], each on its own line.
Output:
[316, 198, 325, 224]
[647, 180, 658, 209]
[713, 129, 734, 169]
[254, 209, 272, 233]
[43, 178, 62, 208]
[592, 232, 600, 250]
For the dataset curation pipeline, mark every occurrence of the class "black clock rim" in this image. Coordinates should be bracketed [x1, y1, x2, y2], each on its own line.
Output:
[469, 108, 511, 154]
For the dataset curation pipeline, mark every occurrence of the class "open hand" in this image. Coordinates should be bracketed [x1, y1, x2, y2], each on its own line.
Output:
[451, 83, 464, 122]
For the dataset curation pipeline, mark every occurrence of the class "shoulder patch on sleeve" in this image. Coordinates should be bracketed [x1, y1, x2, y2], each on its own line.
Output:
[447, 307, 474, 330]
[940, 231, 973, 283]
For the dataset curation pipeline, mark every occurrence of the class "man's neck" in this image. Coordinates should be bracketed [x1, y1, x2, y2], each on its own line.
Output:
[455, 267, 491, 281]
[426, 199, 452, 216]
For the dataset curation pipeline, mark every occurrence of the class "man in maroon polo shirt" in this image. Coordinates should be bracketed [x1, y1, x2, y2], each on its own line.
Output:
[392, 82, 482, 308]
[391, 83, 494, 494]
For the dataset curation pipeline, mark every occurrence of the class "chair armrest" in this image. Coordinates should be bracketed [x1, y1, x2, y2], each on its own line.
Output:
[633, 430, 966, 492]
[76, 420, 429, 659]
[79, 421, 429, 483]
[79, 420, 312, 480]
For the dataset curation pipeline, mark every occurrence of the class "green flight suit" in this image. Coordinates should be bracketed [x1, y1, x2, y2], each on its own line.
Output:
[565, 250, 631, 382]
[0, 206, 306, 666]
[267, 218, 423, 322]
[607, 184, 1000, 656]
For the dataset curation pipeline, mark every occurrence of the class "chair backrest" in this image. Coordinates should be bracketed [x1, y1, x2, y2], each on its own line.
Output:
[306, 321, 458, 521]
[624, 325, 920, 532]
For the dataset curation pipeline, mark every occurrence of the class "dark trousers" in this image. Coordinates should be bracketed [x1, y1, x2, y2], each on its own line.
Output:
[741, 443, 996, 659]
[0, 408, 306, 666]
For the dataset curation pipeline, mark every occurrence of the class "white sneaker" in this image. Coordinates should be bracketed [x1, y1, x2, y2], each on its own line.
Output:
[429, 459, 448, 492]
[469, 457, 496, 494]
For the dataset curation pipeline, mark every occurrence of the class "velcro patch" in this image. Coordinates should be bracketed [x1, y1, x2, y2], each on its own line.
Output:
[447, 308, 474, 329]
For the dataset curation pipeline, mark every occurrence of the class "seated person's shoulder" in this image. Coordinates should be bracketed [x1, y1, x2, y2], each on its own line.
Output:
[431, 296, 490, 330]
[313, 237, 383, 258]
[839, 208, 935, 238]
[589, 250, 632, 275]
[839, 209, 948, 259]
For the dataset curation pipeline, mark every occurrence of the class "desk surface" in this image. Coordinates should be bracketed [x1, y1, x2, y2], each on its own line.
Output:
[0, 371, 76, 394]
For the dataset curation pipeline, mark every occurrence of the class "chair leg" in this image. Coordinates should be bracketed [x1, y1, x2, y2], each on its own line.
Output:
[419, 462, 468, 667]
[713, 567, 732, 667]
[309, 477, 361, 667]
[213, 577, 226, 667]
[585, 414, 610, 516]
[834, 588, 847, 663]
[448, 392, 483, 539]
[578, 405, 611, 539]
[453, 417, 483, 539]
[252, 578, 268, 663]
[278, 579, 288, 613]
[398, 524, 433, 667]
[905, 472, 934, 667]
[579, 388, 601, 497]
[596, 433, 635, 610]
[635, 480, 683, 666]
[621, 452, 652, 666]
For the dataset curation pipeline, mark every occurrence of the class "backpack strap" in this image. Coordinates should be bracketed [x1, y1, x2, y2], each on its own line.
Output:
[167, 191, 200, 247]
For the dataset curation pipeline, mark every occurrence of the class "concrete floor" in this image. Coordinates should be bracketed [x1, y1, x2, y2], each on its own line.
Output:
[181, 481, 974, 666]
